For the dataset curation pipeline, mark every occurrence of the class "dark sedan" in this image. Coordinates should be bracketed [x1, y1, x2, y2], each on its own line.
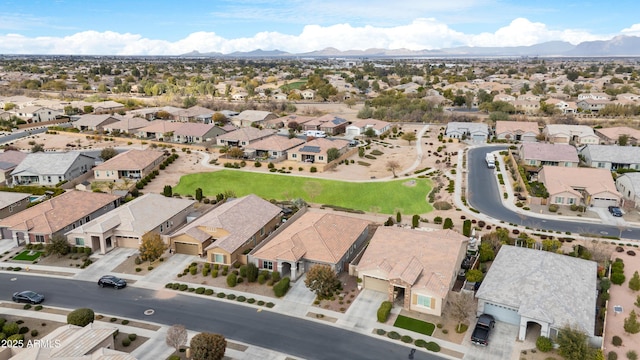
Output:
[97, 275, 127, 289]
[12, 290, 44, 304]
[609, 206, 623, 217]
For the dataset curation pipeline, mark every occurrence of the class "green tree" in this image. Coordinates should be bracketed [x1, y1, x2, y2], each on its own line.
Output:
[630, 271, 640, 291]
[618, 134, 629, 146]
[67, 308, 95, 327]
[195, 188, 203, 202]
[246, 262, 259, 282]
[190, 332, 226, 360]
[462, 220, 472, 237]
[412, 215, 420, 229]
[163, 185, 173, 197]
[625, 310, 640, 334]
[139, 232, 166, 264]
[396, 211, 402, 223]
[31, 143, 44, 153]
[364, 127, 376, 138]
[443, 217, 454, 229]
[183, 96, 197, 108]
[327, 147, 340, 162]
[304, 264, 341, 299]
[466, 269, 484, 283]
[46, 234, 71, 257]
[556, 325, 594, 360]
[478, 242, 495, 262]
[227, 147, 244, 159]
[401, 132, 417, 145]
[83, 105, 94, 113]
[100, 147, 118, 161]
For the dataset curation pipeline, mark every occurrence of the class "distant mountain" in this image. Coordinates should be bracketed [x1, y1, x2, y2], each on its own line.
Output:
[180, 35, 640, 58]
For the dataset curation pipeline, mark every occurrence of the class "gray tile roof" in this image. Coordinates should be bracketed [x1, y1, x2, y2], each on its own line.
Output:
[582, 144, 640, 163]
[11, 152, 94, 176]
[476, 246, 597, 335]
[520, 142, 579, 162]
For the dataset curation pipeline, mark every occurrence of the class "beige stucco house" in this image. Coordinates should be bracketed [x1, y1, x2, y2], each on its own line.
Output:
[93, 149, 164, 181]
[538, 166, 621, 207]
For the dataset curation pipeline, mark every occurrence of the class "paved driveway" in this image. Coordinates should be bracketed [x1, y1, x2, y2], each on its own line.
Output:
[463, 322, 518, 360]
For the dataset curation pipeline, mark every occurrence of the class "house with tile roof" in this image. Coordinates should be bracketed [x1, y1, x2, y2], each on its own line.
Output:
[354, 227, 467, 317]
[243, 135, 305, 161]
[65, 193, 195, 254]
[543, 124, 599, 145]
[616, 173, 640, 209]
[93, 149, 164, 181]
[476, 246, 597, 342]
[0, 190, 121, 246]
[576, 99, 611, 113]
[230, 110, 278, 128]
[0, 150, 27, 186]
[0, 191, 30, 220]
[518, 143, 579, 168]
[345, 118, 392, 137]
[494, 121, 539, 142]
[250, 209, 371, 280]
[580, 144, 640, 171]
[215, 127, 276, 147]
[595, 126, 640, 145]
[14, 106, 61, 123]
[538, 166, 620, 207]
[72, 114, 122, 131]
[135, 120, 184, 140]
[445, 122, 489, 142]
[172, 123, 226, 144]
[310, 114, 349, 135]
[168, 194, 283, 261]
[92, 100, 125, 114]
[268, 114, 315, 130]
[287, 138, 349, 164]
[175, 105, 215, 123]
[11, 152, 95, 186]
[102, 116, 150, 134]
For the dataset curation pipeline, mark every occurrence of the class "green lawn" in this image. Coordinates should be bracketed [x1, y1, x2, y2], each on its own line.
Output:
[13, 250, 42, 261]
[393, 315, 435, 336]
[173, 170, 433, 215]
[279, 80, 306, 92]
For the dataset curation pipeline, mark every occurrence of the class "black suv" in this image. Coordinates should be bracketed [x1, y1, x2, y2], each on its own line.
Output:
[98, 275, 127, 289]
[471, 314, 495, 346]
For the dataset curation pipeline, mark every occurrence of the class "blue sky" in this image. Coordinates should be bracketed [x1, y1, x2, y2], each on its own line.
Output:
[1, 0, 639, 55]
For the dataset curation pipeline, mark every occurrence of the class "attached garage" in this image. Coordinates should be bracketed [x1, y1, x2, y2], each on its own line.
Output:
[117, 236, 140, 249]
[363, 275, 388, 293]
[590, 196, 618, 208]
[483, 302, 520, 325]
[345, 126, 361, 137]
[174, 241, 199, 256]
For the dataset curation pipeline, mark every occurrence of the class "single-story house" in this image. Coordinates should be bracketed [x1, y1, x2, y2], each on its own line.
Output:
[216, 127, 276, 147]
[580, 144, 640, 171]
[0, 150, 27, 186]
[65, 193, 196, 254]
[11, 152, 95, 186]
[445, 122, 489, 142]
[543, 124, 599, 145]
[175, 106, 215, 123]
[272, 115, 315, 130]
[476, 246, 597, 341]
[304, 114, 348, 135]
[230, 110, 278, 128]
[355, 227, 468, 317]
[494, 121, 539, 142]
[73, 114, 122, 131]
[595, 126, 640, 146]
[518, 143, 579, 168]
[0, 190, 121, 246]
[345, 118, 392, 137]
[173, 123, 226, 144]
[301, 89, 316, 100]
[287, 138, 350, 164]
[126, 106, 182, 121]
[0, 191, 30, 219]
[538, 165, 621, 207]
[250, 210, 371, 281]
[102, 116, 150, 134]
[616, 172, 640, 208]
[93, 100, 126, 114]
[135, 120, 184, 140]
[93, 149, 165, 181]
[168, 194, 282, 262]
[243, 135, 305, 161]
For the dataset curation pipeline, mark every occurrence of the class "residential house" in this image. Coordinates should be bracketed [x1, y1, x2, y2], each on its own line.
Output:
[173, 123, 225, 144]
[0, 191, 30, 219]
[494, 121, 539, 142]
[0, 150, 27, 186]
[580, 144, 640, 171]
[513, 100, 540, 114]
[476, 246, 597, 342]
[355, 227, 468, 317]
[230, 110, 278, 128]
[578, 92, 610, 101]
[301, 89, 316, 100]
[576, 99, 610, 113]
[271, 114, 314, 130]
[303, 114, 348, 135]
[518, 143, 579, 168]
[616, 93, 640, 102]
[102, 116, 150, 134]
[65, 193, 195, 254]
[243, 135, 305, 161]
[543, 124, 599, 145]
[127, 106, 182, 120]
[231, 92, 248, 101]
[445, 122, 489, 142]
[494, 94, 515, 102]
[168, 194, 282, 261]
[0, 190, 120, 245]
[93, 149, 164, 181]
[11, 152, 95, 186]
[216, 127, 276, 147]
[616, 173, 640, 209]
[92, 101, 125, 114]
[538, 166, 620, 207]
[595, 126, 640, 145]
[287, 138, 350, 164]
[345, 118, 392, 137]
[250, 210, 371, 280]
[136, 120, 184, 140]
[14, 106, 60, 123]
[73, 114, 122, 131]
[175, 106, 214, 123]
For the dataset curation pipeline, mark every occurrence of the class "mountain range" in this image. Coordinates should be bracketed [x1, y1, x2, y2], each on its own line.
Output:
[181, 35, 640, 58]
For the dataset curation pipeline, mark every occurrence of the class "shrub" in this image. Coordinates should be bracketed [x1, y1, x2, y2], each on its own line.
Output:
[204, 289, 214, 295]
[128, 333, 137, 341]
[23, 304, 32, 310]
[401, 335, 413, 343]
[415, 339, 427, 347]
[227, 272, 237, 287]
[67, 308, 95, 327]
[195, 287, 205, 294]
[272, 271, 281, 282]
[18, 326, 29, 334]
[2, 322, 19, 336]
[122, 338, 131, 347]
[377, 301, 393, 322]
[628, 351, 638, 360]
[612, 272, 626, 285]
[310, 167, 317, 173]
[536, 336, 553, 352]
[387, 331, 401, 340]
[237, 296, 247, 302]
[425, 342, 441, 352]
[227, 294, 236, 300]
[608, 352, 618, 360]
[217, 292, 226, 298]
[122, 320, 129, 325]
[30, 329, 38, 337]
[34, 305, 43, 311]
[239, 265, 248, 277]
[443, 218, 453, 229]
[189, 266, 197, 275]
[613, 335, 623, 346]
[273, 277, 291, 297]
[257, 274, 266, 284]
[178, 284, 188, 291]
[548, 204, 559, 212]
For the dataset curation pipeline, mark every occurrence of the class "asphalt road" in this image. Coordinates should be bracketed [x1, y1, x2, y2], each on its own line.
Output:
[3, 274, 446, 360]
[467, 146, 640, 240]
[0, 122, 72, 145]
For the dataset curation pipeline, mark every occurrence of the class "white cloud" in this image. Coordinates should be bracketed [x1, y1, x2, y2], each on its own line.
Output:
[0, 18, 622, 55]
[621, 24, 640, 36]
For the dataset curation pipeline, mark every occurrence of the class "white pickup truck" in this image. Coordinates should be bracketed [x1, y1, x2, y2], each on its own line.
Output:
[485, 153, 496, 168]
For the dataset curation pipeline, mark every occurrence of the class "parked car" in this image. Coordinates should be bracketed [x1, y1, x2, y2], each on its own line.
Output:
[608, 206, 623, 217]
[471, 314, 495, 346]
[12, 290, 44, 304]
[98, 275, 127, 289]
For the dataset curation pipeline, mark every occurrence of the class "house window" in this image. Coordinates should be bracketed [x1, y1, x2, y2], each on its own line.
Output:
[554, 196, 564, 204]
[597, 162, 605, 168]
[528, 160, 536, 166]
[319, 156, 324, 161]
[214, 254, 225, 263]
[260, 227, 265, 236]
[292, 154, 297, 158]
[568, 198, 575, 205]
[272, 151, 277, 156]
[75, 238, 85, 246]
[416, 295, 432, 308]
[34, 235, 45, 243]
[564, 162, 571, 167]
[263, 261, 273, 270]
[85, 216, 90, 223]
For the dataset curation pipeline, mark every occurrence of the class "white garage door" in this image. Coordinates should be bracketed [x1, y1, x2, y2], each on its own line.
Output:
[363, 276, 388, 293]
[591, 197, 618, 208]
[483, 303, 520, 325]
[472, 134, 486, 143]
[346, 128, 360, 136]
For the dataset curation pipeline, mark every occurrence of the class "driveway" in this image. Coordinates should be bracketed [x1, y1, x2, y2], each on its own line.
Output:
[462, 321, 517, 360]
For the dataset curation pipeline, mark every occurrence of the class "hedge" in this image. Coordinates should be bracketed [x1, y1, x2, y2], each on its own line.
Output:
[377, 301, 393, 323]
[273, 277, 291, 297]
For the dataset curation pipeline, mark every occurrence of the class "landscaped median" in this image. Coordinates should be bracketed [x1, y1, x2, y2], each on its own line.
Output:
[164, 282, 275, 308]
[374, 328, 441, 353]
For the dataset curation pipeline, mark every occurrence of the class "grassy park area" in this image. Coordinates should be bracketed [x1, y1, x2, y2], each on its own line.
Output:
[173, 170, 433, 215]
